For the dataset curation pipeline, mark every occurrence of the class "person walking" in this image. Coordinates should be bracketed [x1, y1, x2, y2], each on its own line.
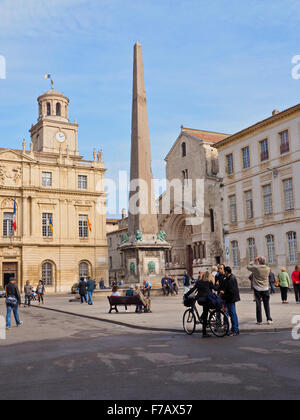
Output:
[269, 271, 276, 294]
[247, 257, 273, 325]
[182, 272, 191, 295]
[24, 281, 32, 307]
[86, 277, 95, 305]
[219, 267, 240, 336]
[292, 266, 300, 304]
[78, 277, 88, 303]
[36, 280, 45, 306]
[185, 271, 216, 338]
[5, 278, 22, 330]
[277, 268, 291, 304]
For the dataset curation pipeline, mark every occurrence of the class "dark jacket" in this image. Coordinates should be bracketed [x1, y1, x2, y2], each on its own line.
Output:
[215, 272, 227, 293]
[220, 274, 240, 304]
[87, 279, 95, 292]
[78, 280, 87, 296]
[186, 280, 216, 305]
[269, 272, 276, 285]
[6, 283, 21, 305]
[183, 275, 190, 287]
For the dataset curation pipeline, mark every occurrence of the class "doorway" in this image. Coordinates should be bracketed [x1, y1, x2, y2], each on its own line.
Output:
[2, 262, 17, 287]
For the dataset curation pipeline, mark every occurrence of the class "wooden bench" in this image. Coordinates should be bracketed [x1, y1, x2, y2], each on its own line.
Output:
[107, 296, 144, 313]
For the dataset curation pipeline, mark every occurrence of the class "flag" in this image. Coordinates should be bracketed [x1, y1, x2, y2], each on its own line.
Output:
[49, 216, 54, 233]
[87, 217, 92, 233]
[44, 74, 51, 79]
[12, 197, 17, 233]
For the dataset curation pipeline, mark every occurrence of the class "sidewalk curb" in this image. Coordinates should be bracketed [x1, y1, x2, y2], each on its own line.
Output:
[31, 305, 292, 334]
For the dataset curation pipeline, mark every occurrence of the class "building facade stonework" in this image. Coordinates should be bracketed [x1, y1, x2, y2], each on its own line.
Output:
[0, 89, 108, 292]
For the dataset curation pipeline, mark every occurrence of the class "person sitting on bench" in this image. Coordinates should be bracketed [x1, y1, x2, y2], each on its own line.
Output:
[134, 285, 152, 313]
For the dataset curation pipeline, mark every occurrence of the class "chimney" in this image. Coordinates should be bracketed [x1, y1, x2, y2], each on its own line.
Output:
[272, 109, 280, 116]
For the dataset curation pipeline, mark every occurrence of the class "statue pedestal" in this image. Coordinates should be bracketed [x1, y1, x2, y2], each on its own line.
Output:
[119, 237, 170, 286]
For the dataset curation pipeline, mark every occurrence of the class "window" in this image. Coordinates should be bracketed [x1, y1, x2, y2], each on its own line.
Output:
[242, 147, 250, 169]
[210, 209, 215, 233]
[3, 212, 13, 237]
[231, 241, 239, 267]
[42, 172, 52, 187]
[266, 235, 275, 265]
[109, 257, 113, 269]
[245, 191, 254, 220]
[283, 178, 294, 211]
[78, 175, 87, 190]
[42, 262, 53, 286]
[79, 215, 88, 238]
[280, 130, 290, 154]
[229, 195, 237, 223]
[182, 142, 186, 157]
[42, 213, 53, 237]
[248, 238, 256, 262]
[260, 139, 269, 161]
[47, 102, 51, 116]
[56, 102, 61, 116]
[79, 262, 89, 280]
[120, 253, 124, 267]
[263, 184, 273, 215]
[288, 232, 297, 263]
[226, 154, 234, 175]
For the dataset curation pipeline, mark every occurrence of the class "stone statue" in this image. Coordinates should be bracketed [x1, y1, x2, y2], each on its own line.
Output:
[134, 230, 143, 242]
[157, 230, 166, 242]
[130, 262, 135, 275]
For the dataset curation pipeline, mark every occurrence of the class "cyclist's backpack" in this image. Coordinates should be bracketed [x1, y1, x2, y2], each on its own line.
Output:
[207, 292, 223, 310]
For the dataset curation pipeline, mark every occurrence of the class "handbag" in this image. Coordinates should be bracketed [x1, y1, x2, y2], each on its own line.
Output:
[6, 295, 18, 307]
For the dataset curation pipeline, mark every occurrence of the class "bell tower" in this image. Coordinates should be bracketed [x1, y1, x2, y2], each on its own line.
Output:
[29, 89, 79, 155]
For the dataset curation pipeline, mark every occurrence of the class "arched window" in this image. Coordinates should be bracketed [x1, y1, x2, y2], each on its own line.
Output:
[182, 142, 186, 157]
[210, 209, 215, 232]
[79, 262, 89, 280]
[42, 262, 53, 286]
[231, 241, 239, 267]
[47, 102, 51, 116]
[287, 232, 297, 263]
[248, 238, 256, 262]
[266, 235, 275, 265]
[56, 102, 61, 116]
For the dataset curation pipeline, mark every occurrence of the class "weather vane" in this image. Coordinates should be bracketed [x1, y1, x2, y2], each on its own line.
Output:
[44, 74, 54, 90]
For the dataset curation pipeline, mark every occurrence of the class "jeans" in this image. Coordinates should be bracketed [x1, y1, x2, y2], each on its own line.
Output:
[6, 304, 21, 328]
[87, 291, 93, 305]
[25, 295, 31, 306]
[254, 289, 272, 323]
[143, 289, 151, 298]
[80, 294, 87, 303]
[226, 303, 239, 333]
[269, 283, 276, 294]
[294, 284, 300, 302]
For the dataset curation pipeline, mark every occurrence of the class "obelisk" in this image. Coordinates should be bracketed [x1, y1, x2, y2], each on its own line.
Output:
[120, 43, 170, 285]
[128, 42, 158, 238]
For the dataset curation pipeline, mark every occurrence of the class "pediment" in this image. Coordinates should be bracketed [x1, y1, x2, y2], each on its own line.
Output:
[165, 132, 200, 161]
[0, 149, 35, 162]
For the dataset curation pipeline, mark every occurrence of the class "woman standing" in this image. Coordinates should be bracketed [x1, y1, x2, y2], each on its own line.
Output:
[277, 268, 291, 304]
[5, 278, 22, 330]
[292, 266, 300, 304]
[36, 280, 45, 306]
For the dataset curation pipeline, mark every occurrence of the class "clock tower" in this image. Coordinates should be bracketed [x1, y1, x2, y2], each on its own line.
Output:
[29, 89, 79, 155]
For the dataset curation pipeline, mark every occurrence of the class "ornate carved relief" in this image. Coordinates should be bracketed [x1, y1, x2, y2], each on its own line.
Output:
[0, 165, 22, 186]
[1, 198, 15, 209]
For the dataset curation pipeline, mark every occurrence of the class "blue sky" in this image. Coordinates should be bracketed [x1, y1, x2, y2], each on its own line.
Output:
[0, 0, 300, 215]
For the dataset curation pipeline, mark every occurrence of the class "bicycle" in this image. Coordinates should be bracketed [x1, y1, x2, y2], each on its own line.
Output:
[183, 296, 230, 337]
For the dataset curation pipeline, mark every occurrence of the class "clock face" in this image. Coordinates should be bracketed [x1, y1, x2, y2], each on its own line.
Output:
[56, 132, 66, 143]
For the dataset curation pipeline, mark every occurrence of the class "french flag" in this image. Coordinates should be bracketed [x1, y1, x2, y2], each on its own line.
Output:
[13, 197, 17, 233]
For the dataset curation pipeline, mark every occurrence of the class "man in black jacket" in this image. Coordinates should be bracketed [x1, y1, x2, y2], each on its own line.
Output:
[220, 267, 240, 336]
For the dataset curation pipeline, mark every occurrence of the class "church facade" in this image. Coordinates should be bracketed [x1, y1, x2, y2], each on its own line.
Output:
[0, 89, 108, 292]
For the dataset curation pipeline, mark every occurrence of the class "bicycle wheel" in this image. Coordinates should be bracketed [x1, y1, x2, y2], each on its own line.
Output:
[209, 310, 229, 338]
[183, 309, 196, 335]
